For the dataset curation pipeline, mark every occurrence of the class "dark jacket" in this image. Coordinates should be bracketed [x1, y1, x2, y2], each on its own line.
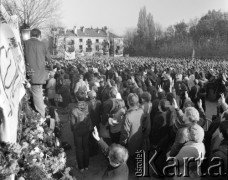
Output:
[212, 140, 228, 170]
[88, 99, 102, 127]
[189, 84, 200, 103]
[150, 110, 170, 150]
[98, 138, 129, 180]
[58, 85, 71, 108]
[208, 140, 228, 180]
[102, 98, 115, 125]
[24, 38, 51, 84]
[70, 101, 92, 136]
[101, 86, 112, 103]
[162, 79, 171, 93]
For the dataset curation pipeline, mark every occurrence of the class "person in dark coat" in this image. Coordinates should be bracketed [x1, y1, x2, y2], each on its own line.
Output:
[88, 90, 102, 128]
[198, 80, 207, 112]
[58, 82, 72, 109]
[88, 90, 102, 157]
[92, 127, 129, 180]
[70, 91, 92, 172]
[149, 99, 170, 176]
[179, 77, 190, 109]
[101, 87, 117, 144]
[24, 28, 51, 118]
[150, 99, 170, 147]
[101, 80, 112, 103]
[207, 121, 228, 180]
[97, 75, 106, 101]
[189, 79, 200, 108]
[102, 88, 118, 125]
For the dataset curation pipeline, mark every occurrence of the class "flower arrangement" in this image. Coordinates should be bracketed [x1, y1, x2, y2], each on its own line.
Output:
[0, 143, 21, 178]
[0, 98, 75, 180]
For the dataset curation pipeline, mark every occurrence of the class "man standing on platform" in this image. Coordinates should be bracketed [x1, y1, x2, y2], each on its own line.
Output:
[24, 28, 51, 118]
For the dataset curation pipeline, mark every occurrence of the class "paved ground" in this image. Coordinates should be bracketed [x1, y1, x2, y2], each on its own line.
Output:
[59, 99, 217, 180]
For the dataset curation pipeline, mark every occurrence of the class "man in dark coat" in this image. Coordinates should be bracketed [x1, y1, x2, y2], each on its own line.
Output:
[24, 28, 51, 118]
[93, 127, 129, 180]
[207, 121, 228, 180]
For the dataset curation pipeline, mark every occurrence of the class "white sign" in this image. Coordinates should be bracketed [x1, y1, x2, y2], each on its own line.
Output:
[0, 5, 26, 143]
[65, 50, 75, 60]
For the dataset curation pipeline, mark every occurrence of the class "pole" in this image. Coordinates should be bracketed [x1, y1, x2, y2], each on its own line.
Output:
[113, 38, 115, 57]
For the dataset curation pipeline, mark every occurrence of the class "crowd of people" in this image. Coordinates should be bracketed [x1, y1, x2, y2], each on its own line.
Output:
[25, 29, 227, 180]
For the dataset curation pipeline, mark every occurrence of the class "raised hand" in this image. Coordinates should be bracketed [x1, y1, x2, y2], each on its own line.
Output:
[172, 98, 178, 109]
[115, 71, 118, 77]
[92, 126, 100, 141]
[107, 79, 111, 87]
[141, 75, 145, 82]
[170, 78, 174, 88]
[108, 118, 119, 126]
[222, 73, 227, 82]
[158, 85, 163, 92]
[197, 99, 202, 109]
[185, 91, 190, 100]
[220, 93, 226, 104]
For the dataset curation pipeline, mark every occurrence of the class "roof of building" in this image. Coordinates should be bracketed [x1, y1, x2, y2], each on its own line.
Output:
[109, 32, 121, 38]
[55, 27, 121, 38]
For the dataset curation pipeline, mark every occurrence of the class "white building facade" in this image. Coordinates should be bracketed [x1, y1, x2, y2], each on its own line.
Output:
[52, 26, 124, 58]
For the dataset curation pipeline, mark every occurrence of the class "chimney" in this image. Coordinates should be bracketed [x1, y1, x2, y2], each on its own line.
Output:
[81, 26, 85, 32]
[104, 26, 108, 35]
[64, 28, 66, 34]
[73, 26, 77, 35]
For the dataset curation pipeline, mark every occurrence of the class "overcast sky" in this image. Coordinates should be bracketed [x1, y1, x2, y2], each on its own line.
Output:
[61, 0, 228, 36]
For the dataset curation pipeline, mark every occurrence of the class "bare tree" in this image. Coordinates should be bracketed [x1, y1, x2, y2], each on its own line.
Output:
[2, 0, 61, 28]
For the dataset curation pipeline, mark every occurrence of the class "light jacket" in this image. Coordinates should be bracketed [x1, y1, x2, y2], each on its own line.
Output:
[120, 106, 144, 156]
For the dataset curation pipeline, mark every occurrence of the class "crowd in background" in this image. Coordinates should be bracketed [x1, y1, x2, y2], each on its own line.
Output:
[35, 56, 228, 180]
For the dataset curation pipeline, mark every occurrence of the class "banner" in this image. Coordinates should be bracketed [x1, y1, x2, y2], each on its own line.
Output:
[0, 5, 26, 143]
[65, 50, 75, 60]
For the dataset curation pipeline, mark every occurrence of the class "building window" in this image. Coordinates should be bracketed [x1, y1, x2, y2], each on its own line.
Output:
[79, 45, 83, 52]
[68, 40, 74, 45]
[79, 39, 83, 42]
[115, 46, 120, 54]
[96, 39, 99, 43]
[102, 39, 109, 53]
[86, 45, 92, 52]
[86, 39, 92, 45]
[68, 45, 75, 52]
[95, 45, 99, 51]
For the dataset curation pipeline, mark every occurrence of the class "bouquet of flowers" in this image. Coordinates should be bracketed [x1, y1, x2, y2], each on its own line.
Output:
[1, 98, 75, 180]
[0, 143, 21, 178]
